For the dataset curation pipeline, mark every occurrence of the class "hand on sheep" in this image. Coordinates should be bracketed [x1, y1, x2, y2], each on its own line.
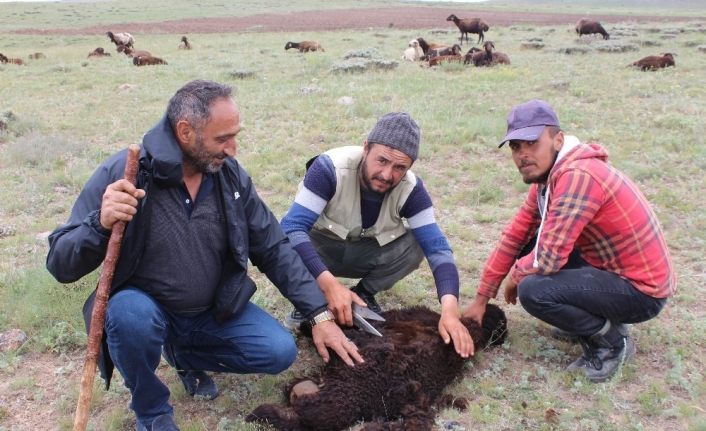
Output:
[311, 320, 365, 367]
[463, 293, 489, 325]
[503, 279, 518, 305]
[317, 271, 367, 326]
[99, 179, 146, 230]
[439, 295, 474, 358]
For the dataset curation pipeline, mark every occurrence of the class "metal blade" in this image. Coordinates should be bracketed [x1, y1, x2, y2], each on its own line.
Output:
[352, 303, 385, 321]
[353, 312, 383, 337]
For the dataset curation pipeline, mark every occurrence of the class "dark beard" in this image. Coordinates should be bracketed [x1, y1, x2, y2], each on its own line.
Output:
[183, 135, 223, 174]
[523, 148, 558, 184]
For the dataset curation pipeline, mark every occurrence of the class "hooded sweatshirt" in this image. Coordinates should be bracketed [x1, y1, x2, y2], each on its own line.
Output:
[477, 137, 676, 299]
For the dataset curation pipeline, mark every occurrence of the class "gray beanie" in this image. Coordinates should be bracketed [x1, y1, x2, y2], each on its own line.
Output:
[366, 112, 420, 161]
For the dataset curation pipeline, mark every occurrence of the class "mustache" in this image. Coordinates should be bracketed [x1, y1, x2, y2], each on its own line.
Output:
[372, 176, 392, 185]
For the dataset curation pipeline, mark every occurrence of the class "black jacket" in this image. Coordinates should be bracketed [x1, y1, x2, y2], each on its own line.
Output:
[46, 115, 327, 387]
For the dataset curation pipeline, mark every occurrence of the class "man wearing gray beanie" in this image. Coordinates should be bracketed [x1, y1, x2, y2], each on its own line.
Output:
[281, 112, 475, 358]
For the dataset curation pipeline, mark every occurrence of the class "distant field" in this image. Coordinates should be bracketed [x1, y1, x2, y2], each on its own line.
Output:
[1, 0, 706, 31]
[1, 1, 705, 430]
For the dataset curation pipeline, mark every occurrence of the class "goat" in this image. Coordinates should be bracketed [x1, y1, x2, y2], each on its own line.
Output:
[121, 46, 152, 58]
[106, 31, 135, 49]
[446, 14, 490, 45]
[416, 37, 447, 57]
[428, 43, 462, 59]
[87, 47, 111, 58]
[246, 304, 508, 431]
[575, 18, 610, 40]
[490, 51, 511, 65]
[28, 52, 46, 60]
[285, 41, 325, 52]
[178, 35, 192, 50]
[0, 53, 25, 65]
[631, 53, 675, 70]
[428, 54, 464, 67]
[133, 55, 168, 66]
[463, 46, 483, 65]
[402, 39, 424, 61]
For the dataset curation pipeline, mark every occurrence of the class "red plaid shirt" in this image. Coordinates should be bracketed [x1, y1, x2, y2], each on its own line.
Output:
[478, 141, 676, 299]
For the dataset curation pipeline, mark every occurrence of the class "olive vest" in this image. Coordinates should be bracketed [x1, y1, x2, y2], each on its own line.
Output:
[312, 146, 417, 246]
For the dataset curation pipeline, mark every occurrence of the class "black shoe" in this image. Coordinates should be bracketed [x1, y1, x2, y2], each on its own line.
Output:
[178, 370, 218, 400]
[284, 309, 306, 331]
[351, 285, 382, 314]
[566, 322, 634, 383]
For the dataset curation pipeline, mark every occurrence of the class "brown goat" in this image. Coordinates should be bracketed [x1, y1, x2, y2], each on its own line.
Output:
[0, 53, 25, 65]
[446, 14, 490, 45]
[133, 55, 168, 66]
[28, 52, 46, 60]
[88, 47, 111, 58]
[575, 18, 610, 40]
[415, 38, 447, 56]
[285, 41, 325, 52]
[427, 43, 462, 59]
[121, 46, 152, 58]
[631, 53, 675, 70]
[178, 36, 192, 50]
[428, 54, 464, 67]
[246, 305, 508, 431]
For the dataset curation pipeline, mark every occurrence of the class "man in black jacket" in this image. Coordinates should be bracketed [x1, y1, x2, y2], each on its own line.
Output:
[46, 80, 362, 431]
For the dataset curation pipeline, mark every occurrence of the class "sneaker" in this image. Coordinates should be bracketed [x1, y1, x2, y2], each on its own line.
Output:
[351, 285, 382, 314]
[178, 370, 218, 400]
[284, 309, 306, 331]
[567, 335, 635, 383]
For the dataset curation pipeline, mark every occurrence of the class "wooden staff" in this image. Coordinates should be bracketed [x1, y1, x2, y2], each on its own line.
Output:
[74, 144, 140, 431]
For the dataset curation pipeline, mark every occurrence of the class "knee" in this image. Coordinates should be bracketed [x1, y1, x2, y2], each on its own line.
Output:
[266, 333, 297, 373]
[517, 276, 548, 313]
[105, 289, 165, 341]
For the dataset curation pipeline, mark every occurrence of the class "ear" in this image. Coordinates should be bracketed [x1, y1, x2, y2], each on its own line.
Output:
[552, 130, 565, 152]
[363, 140, 370, 154]
[175, 120, 194, 146]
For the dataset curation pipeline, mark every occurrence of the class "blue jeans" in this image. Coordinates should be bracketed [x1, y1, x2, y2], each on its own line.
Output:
[104, 287, 297, 427]
[517, 264, 666, 336]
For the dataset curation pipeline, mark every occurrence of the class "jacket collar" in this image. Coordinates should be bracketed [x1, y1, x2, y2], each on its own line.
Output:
[142, 114, 184, 186]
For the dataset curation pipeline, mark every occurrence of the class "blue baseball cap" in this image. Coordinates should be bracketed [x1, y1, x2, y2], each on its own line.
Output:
[499, 99, 560, 148]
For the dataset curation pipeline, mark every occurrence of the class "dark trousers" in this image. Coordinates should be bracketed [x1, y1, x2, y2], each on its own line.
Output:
[515, 243, 666, 336]
[310, 229, 424, 295]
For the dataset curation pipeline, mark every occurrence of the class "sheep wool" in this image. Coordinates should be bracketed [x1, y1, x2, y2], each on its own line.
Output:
[367, 112, 420, 161]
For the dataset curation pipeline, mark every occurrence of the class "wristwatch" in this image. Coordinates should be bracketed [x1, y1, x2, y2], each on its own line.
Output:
[309, 310, 335, 326]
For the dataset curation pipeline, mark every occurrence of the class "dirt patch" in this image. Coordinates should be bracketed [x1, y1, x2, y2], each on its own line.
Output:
[14, 7, 703, 36]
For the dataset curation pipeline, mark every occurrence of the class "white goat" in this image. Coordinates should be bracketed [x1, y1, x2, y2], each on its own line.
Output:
[401, 39, 424, 61]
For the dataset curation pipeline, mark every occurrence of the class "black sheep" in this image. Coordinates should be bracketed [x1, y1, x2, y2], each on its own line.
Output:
[575, 18, 610, 40]
[246, 304, 508, 431]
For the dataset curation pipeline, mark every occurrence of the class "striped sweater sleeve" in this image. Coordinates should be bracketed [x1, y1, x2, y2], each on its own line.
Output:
[401, 178, 460, 300]
[280, 155, 335, 278]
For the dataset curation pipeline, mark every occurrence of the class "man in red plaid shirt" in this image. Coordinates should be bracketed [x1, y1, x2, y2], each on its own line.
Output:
[464, 100, 676, 382]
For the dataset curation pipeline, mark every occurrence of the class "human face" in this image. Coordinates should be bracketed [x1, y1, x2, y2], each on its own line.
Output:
[359, 142, 413, 193]
[180, 98, 240, 174]
[508, 127, 563, 184]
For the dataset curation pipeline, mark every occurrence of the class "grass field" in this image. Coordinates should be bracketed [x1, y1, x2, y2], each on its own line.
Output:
[1, 1, 705, 430]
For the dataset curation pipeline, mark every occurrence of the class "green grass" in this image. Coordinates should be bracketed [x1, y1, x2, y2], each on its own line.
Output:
[1, 1, 706, 430]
